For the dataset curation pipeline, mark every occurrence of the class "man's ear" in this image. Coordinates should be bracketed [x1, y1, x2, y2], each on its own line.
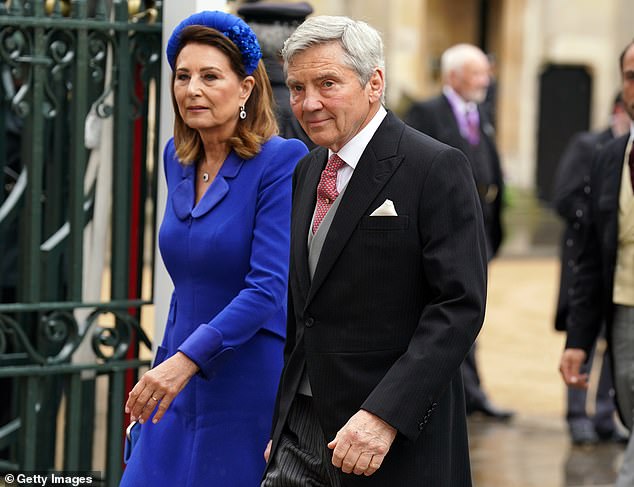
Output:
[367, 68, 385, 103]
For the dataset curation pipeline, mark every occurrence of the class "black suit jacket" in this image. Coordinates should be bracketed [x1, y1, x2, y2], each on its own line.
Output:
[267, 112, 488, 486]
[566, 134, 629, 420]
[552, 128, 614, 331]
[405, 94, 505, 257]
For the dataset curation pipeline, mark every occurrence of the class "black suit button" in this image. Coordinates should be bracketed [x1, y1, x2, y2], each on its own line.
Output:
[305, 317, 314, 328]
[575, 209, 583, 218]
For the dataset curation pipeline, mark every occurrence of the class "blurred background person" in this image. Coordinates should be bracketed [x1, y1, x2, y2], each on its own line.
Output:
[481, 52, 498, 129]
[553, 92, 630, 445]
[120, 11, 308, 486]
[238, 1, 315, 150]
[560, 39, 634, 487]
[404, 43, 512, 420]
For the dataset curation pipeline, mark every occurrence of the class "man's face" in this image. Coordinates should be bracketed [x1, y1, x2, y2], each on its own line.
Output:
[286, 42, 383, 152]
[621, 44, 634, 121]
[451, 55, 490, 104]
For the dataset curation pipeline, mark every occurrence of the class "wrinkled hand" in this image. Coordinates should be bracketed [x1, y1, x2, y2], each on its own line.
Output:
[264, 440, 272, 462]
[125, 351, 199, 424]
[327, 410, 397, 477]
[559, 348, 588, 389]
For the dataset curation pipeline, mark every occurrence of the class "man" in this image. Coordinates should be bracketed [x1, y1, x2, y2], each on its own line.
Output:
[237, 1, 315, 149]
[553, 94, 630, 445]
[405, 44, 512, 420]
[560, 40, 634, 487]
[262, 16, 488, 486]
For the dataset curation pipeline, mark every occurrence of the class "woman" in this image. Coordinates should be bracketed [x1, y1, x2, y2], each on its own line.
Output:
[120, 11, 308, 486]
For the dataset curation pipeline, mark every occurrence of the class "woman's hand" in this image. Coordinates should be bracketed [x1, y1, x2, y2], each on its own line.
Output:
[125, 351, 199, 424]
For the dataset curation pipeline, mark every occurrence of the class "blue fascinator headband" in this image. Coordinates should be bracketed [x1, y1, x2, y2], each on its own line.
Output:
[166, 10, 262, 75]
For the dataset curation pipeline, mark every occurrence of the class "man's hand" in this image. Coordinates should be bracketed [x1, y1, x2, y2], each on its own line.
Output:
[559, 348, 589, 389]
[125, 351, 199, 424]
[327, 410, 397, 477]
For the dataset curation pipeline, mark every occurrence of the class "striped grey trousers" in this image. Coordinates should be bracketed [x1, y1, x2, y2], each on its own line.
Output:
[262, 395, 342, 487]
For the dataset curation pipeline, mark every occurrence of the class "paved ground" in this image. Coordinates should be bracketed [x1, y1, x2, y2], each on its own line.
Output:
[469, 256, 624, 487]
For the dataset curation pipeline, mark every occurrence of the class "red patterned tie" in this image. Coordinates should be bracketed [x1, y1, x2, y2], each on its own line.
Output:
[312, 154, 346, 234]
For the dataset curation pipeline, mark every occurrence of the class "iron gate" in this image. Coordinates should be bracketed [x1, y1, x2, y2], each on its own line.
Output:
[0, 1, 162, 484]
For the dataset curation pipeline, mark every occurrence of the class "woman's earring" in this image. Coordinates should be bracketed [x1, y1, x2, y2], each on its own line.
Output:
[239, 106, 247, 120]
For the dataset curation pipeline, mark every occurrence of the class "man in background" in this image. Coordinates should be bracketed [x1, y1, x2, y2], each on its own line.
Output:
[553, 93, 630, 445]
[560, 40, 634, 487]
[405, 43, 512, 420]
[238, 1, 315, 149]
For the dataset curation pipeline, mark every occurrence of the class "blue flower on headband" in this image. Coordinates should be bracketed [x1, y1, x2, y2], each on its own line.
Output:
[166, 10, 262, 75]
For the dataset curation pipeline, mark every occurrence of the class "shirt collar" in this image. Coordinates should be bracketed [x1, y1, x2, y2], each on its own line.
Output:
[443, 85, 477, 114]
[329, 105, 388, 170]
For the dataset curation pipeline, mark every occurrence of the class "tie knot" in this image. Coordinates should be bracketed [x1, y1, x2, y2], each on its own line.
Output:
[326, 153, 346, 173]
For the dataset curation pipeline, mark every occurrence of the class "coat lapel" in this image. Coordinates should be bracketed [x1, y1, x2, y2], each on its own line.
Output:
[439, 95, 470, 154]
[171, 151, 244, 220]
[600, 137, 628, 214]
[305, 112, 405, 308]
[293, 147, 328, 301]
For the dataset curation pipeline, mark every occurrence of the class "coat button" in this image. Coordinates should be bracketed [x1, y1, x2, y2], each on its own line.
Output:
[575, 209, 583, 218]
[418, 422, 425, 430]
[305, 317, 315, 328]
[566, 239, 574, 247]
[584, 186, 591, 194]
[573, 222, 580, 230]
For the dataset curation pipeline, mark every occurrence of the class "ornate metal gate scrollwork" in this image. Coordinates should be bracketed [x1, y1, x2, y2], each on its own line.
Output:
[0, 2, 162, 485]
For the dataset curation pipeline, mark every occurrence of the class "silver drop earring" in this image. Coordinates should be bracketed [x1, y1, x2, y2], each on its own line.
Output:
[239, 106, 247, 120]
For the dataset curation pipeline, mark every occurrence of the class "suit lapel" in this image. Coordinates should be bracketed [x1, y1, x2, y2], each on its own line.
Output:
[305, 113, 405, 308]
[439, 95, 470, 154]
[293, 147, 328, 301]
[600, 137, 628, 214]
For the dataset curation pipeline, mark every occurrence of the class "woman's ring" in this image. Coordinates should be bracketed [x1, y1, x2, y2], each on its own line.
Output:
[151, 396, 159, 402]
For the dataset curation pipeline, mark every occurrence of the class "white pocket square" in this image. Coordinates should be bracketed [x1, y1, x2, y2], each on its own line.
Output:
[370, 199, 398, 216]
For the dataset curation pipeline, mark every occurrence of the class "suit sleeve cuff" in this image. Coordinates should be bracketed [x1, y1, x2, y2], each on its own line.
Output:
[177, 325, 235, 380]
[361, 399, 438, 442]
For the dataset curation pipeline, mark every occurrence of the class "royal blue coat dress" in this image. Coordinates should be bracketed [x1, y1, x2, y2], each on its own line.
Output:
[120, 136, 308, 487]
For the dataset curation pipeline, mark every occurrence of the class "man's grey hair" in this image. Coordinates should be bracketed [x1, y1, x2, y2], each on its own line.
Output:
[440, 43, 487, 79]
[282, 16, 385, 101]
